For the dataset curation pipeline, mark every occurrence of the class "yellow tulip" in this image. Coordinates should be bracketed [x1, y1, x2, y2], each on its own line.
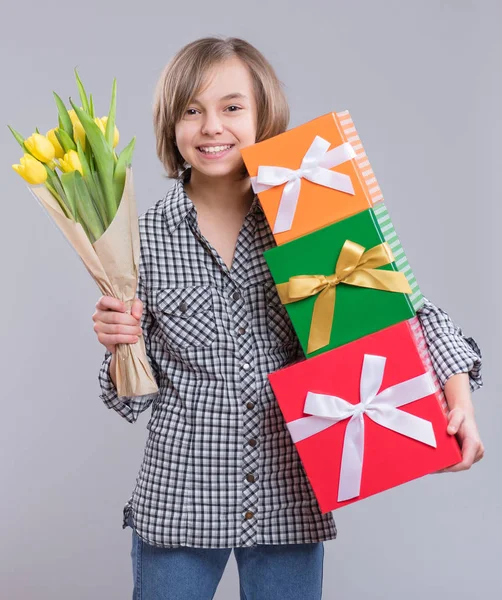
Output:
[12, 154, 47, 184]
[74, 120, 86, 149]
[68, 109, 86, 149]
[67, 108, 82, 125]
[58, 150, 83, 175]
[95, 116, 120, 148]
[46, 128, 65, 159]
[24, 133, 56, 163]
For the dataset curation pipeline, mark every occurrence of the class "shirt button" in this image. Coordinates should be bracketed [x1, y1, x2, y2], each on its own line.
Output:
[246, 474, 255, 483]
[232, 291, 241, 301]
[246, 402, 255, 410]
[238, 327, 246, 335]
[242, 363, 250, 371]
[244, 511, 254, 520]
[179, 301, 187, 313]
[247, 439, 257, 447]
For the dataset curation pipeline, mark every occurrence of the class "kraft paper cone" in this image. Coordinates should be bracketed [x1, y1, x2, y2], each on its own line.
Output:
[29, 167, 159, 398]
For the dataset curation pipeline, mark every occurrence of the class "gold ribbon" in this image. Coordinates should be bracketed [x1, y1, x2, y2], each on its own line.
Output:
[276, 240, 413, 354]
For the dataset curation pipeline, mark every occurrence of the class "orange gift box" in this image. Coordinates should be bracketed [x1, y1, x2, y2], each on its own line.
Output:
[241, 111, 384, 245]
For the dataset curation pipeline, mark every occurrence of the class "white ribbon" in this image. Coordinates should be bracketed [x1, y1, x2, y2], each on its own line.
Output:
[250, 136, 357, 234]
[286, 354, 437, 502]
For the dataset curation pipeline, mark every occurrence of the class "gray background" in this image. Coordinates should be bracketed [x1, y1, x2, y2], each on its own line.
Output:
[1, 0, 499, 598]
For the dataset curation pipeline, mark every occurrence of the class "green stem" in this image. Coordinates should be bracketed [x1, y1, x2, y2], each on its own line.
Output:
[74, 172, 105, 242]
[76, 140, 109, 229]
[44, 166, 73, 220]
[45, 182, 71, 219]
[51, 170, 73, 219]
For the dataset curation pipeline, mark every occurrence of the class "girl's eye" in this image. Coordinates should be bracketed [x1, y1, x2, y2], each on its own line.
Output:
[185, 108, 199, 116]
[226, 105, 241, 112]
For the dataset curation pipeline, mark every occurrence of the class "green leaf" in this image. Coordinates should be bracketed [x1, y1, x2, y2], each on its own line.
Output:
[53, 92, 73, 138]
[74, 68, 90, 114]
[70, 100, 114, 166]
[90, 166, 108, 222]
[7, 125, 27, 151]
[49, 170, 73, 219]
[60, 171, 79, 221]
[44, 181, 72, 219]
[76, 139, 109, 229]
[55, 128, 76, 153]
[89, 93, 95, 119]
[105, 78, 117, 149]
[69, 99, 116, 223]
[35, 127, 40, 134]
[73, 170, 105, 242]
[113, 136, 135, 206]
[84, 129, 93, 168]
[43, 167, 72, 219]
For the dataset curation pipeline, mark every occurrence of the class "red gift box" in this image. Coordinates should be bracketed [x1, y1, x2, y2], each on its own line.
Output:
[268, 317, 462, 512]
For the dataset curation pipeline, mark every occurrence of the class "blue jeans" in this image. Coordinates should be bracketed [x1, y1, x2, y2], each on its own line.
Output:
[130, 528, 324, 599]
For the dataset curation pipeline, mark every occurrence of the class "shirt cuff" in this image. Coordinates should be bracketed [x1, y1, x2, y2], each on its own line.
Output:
[98, 350, 158, 423]
[425, 333, 482, 392]
[417, 300, 483, 393]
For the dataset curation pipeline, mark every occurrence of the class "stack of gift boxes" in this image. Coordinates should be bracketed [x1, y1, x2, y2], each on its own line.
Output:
[241, 111, 461, 513]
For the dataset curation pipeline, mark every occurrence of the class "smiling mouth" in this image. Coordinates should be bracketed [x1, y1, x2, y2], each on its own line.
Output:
[197, 144, 235, 155]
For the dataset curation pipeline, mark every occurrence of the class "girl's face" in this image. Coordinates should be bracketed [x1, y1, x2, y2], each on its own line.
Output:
[174, 57, 258, 180]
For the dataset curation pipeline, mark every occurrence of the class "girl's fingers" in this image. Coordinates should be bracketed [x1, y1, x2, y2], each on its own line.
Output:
[96, 295, 143, 316]
[94, 309, 140, 326]
[94, 297, 143, 325]
[131, 298, 144, 321]
[93, 296, 144, 352]
[98, 332, 140, 347]
[450, 437, 479, 472]
[435, 436, 484, 473]
[447, 408, 465, 435]
[96, 295, 126, 312]
[474, 444, 485, 463]
[98, 322, 142, 336]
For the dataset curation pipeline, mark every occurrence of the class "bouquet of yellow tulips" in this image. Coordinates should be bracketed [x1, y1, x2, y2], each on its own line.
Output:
[9, 69, 158, 399]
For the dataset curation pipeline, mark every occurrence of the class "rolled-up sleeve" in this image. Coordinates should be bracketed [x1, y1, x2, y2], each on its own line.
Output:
[417, 297, 483, 393]
[98, 276, 160, 423]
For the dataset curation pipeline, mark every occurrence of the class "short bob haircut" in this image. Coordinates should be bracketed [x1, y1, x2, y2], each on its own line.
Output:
[153, 36, 290, 180]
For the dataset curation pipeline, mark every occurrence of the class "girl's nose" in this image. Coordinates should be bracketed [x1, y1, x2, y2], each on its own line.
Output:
[201, 112, 224, 136]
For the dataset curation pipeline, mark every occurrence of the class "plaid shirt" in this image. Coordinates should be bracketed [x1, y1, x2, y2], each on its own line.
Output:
[98, 178, 482, 549]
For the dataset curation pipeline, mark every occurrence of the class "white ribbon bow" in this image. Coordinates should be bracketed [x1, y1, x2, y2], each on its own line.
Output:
[250, 136, 357, 234]
[286, 354, 437, 502]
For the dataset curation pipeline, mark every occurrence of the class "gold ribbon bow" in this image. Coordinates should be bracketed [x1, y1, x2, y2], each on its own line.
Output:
[276, 240, 413, 354]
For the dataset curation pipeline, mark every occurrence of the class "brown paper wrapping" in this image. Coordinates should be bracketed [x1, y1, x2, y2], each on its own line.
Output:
[29, 167, 159, 398]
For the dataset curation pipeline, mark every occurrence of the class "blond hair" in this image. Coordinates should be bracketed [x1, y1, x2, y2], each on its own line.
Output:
[153, 36, 290, 179]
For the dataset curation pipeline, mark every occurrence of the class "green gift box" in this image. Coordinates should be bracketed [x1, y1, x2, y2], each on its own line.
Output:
[263, 208, 419, 358]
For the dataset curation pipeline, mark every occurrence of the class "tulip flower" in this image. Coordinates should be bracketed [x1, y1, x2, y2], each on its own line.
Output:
[46, 128, 65, 159]
[95, 116, 119, 148]
[12, 154, 48, 184]
[11, 71, 135, 238]
[68, 109, 86, 149]
[24, 133, 56, 163]
[58, 150, 83, 175]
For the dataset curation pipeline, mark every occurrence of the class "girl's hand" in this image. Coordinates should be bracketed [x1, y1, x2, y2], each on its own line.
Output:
[435, 373, 485, 473]
[436, 407, 485, 472]
[92, 295, 144, 354]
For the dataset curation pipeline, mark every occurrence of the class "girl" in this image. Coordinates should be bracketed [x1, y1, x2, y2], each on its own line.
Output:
[93, 37, 484, 600]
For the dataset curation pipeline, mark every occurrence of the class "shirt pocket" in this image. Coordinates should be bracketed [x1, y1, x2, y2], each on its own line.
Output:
[153, 286, 217, 350]
[264, 281, 298, 348]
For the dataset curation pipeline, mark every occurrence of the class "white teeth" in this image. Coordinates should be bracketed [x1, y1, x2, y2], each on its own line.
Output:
[199, 145, 232, 154]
